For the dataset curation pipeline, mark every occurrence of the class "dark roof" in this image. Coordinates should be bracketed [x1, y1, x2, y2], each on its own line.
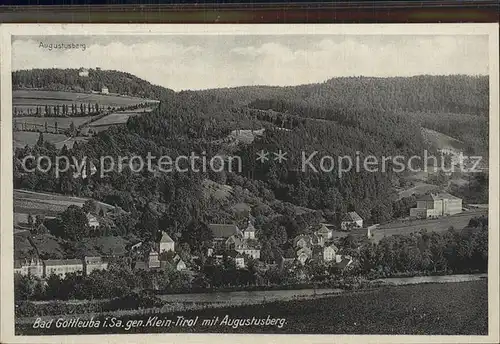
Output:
[335, 258, 352, 270]
[226, 250, 240, 258]
[316, 224, 332, 233]
[44, 259, 82, 266]
[311, 233, 323, 245]
[209, 224, 240, 238]
[325, 244, 338, 251]
[134, 261, 148, 270]
[417, 192, 461, 202]
[84, 256, 103, 264]
[244, 223, 257, 232]
[417, 194, 435, 201]
[342, 212, 363, 222]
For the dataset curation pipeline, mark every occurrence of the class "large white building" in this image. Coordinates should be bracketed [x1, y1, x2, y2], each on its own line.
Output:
[83, 256, 108, 275]
[78, 68, 89, 77]
[410, 192, 462, 219]
[44, 259, 84, 278]
[14, 258, 44, 278]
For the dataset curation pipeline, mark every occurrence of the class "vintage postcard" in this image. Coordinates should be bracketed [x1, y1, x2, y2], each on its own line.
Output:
[0, 24, 498, 344]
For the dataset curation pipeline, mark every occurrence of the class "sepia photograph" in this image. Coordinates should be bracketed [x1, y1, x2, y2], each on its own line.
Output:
[0, 24, 498, 344]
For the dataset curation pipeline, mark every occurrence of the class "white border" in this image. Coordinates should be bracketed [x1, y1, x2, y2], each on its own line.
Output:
[0, 23, 498, 344]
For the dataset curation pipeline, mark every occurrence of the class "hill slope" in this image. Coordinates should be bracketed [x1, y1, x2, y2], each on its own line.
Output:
[12, 68, 174, 100]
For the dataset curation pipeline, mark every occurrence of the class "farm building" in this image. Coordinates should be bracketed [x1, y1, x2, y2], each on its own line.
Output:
[410, 192, 463, 219]
[78, 68, 89, 77]
[101, 86, 109, 94]
[341, 212, 363, 230]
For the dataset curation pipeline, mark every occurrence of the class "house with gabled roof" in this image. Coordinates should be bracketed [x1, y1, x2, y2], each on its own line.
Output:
[315, 223, 334, 240]
[208, 223, 242, 249]
[341, 212, 363, 231]
[293, 234, 311, 249]
[159, 231, 175, 253]
[321, 244, 338, 262]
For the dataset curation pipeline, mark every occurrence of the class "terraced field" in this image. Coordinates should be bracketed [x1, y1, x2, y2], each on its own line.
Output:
[13, 116, 92, 129]
[14, 189, 114, 218]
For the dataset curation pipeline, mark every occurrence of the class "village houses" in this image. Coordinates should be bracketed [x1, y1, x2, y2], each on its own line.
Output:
[208, 218, 261, 268]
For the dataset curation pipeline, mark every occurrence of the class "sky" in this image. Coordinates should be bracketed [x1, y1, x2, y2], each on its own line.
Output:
[12, 35, 489, 91]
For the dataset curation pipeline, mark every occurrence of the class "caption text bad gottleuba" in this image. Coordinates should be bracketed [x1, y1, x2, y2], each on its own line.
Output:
[33, 315, 287, 330]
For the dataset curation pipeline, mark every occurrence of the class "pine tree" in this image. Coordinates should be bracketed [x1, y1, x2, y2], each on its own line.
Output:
[36, 132, 44, 146]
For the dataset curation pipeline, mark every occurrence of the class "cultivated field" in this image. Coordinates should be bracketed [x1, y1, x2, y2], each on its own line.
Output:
[13, 90, 159, 108]
[13, 131, 88, 149]
[16, 280, 488, 335]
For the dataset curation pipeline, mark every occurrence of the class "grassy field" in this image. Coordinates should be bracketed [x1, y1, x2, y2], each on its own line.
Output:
[13, 131, 88, 149]
[371, 209, 488, 242]
[15, 280, 488, 335]
[421, 127, 466, 151]
[13, 90, 158, 108]
[331, 209, 488, 242]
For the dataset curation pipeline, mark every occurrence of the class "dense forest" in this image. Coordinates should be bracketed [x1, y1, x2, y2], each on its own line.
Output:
[12, 68, 174, 99]
[200, 75, 489, 115]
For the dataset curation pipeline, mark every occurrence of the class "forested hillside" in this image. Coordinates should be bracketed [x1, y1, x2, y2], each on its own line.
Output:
[201, 75, 488, 114]
[13, 71, 489, 259]
[12, 68, 174, 99]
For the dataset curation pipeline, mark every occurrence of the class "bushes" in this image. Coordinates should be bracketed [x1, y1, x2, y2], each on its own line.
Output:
[15, 293, 165, 318]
